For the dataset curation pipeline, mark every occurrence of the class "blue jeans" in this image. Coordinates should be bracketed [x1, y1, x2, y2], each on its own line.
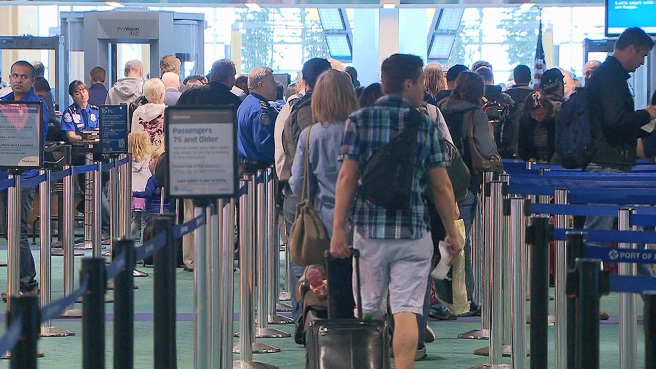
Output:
[282, 193, 305, 321]
[0, 187, 39, 291]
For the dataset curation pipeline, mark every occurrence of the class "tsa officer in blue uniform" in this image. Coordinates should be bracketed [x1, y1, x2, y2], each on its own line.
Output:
[236, 67, 278, 173]
[61, 80, 100, 142]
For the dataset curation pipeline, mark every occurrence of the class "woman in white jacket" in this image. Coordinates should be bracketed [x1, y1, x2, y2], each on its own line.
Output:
[131, 78, 166, 154]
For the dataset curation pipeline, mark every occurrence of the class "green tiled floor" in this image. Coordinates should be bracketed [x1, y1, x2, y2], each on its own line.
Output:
[0, 243, 648, 369]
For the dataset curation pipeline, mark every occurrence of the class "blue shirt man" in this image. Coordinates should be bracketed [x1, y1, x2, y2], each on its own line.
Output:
[236, 67, 278, 166]
[0, 60, 49, 295]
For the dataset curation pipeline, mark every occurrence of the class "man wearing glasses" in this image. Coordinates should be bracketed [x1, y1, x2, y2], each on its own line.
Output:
[0, 60, 49, 300]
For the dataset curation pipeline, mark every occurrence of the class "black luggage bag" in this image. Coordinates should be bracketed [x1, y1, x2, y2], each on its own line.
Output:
[305, 249, 391, 369]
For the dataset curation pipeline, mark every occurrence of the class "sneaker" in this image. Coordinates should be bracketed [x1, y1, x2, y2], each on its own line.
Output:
[425, 326, 435, 343]
[429, 306, 457, 320]
[415, 345, 427, 361]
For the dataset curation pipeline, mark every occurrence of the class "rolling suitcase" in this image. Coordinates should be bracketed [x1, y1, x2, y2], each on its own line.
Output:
[305, 249, 391, 369]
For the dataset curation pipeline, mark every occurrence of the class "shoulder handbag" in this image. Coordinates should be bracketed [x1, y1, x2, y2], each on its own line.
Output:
[361, 108, 421, 210]
[444, 140, 471, 201]
[467, 111, 503, 175]
[289, 125, 331, 266]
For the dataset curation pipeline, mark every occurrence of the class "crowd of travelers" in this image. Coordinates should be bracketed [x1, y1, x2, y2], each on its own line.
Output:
[0, 26, 655, 369]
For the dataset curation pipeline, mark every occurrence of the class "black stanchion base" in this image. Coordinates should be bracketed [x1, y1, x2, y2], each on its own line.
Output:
[58, 307, 83, 318]
[278, 292, 291, 301]
[473, 344, 516, 357]
[41, 325, 75, 337]
[275, 302, 292, 312]
[1, 351, 45, 359]
[51, 248, 85, 257]
[233, 342, 281, 354]
[458, 328, 490, 340]
[268, 314, 294, 324]
[0, 260, 6, 267]
[233, 361, 279, 369]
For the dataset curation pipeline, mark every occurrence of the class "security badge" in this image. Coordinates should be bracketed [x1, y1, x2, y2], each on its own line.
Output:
[90, 113, 97, 122]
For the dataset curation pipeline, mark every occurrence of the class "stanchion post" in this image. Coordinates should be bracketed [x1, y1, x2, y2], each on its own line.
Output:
[618, 208, 637, 369]
[114, 238, 135, 369]
[236, 175, 255, 361]
[482, 172, 494, 334]
[61, 165, 81, 317]
[575, 258, 603, 369]
[566, 232, 586, 369]
[221, 199, 236, 369]
[118, 154, 132, 238]
[644, 292, 656, 369]
[554, 188, 569, 369]
[488, 181, 507, 365]
[194, 201, 210, 369]
[109, 158, 120, 253]
[153, 215, 176, 369]
[7, 173, 21, 302]
[211, 199, 222, 369]
[529, 216, 551, 369]
[510, 196, 528, 369]
[499, 174, 512, 352]
[9, 295, 39, 369]
[93, 163, 103, 257]
[81, 257, 107, 369]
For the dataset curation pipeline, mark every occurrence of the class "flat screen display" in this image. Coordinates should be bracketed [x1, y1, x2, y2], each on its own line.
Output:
[606, 0, 656, 36]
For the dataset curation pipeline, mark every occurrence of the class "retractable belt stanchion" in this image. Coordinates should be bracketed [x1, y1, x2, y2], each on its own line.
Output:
[83, 153, 94, 249]
[93, 163, 102, 257]
[194, 201, 211, 369]
[554, 188, 569, 369]
[153, 215, 176, 369]
[60, 164, 82, 318]
[501, 174, 512, 357]
[82, 257, 107, 369]
[114, 238, 135, 369]
[221, 199, 236, 369]
[525, 162, 536, 301]
[471, 181, 510, 368]
[566, 232, 586, 369]
[460, 171, 494, 340]
[265, 168, 293, 325]
[618, 208, 637, 369]
[118, 154, 132, 238]
[234, 175, 278, 369]
[530, 216, 551, 369]
[6, 173, 21, 305]
[211, 199, 222, 369]
[644, 292, 656, 369]
[510, 197, 528, 369]
[40, 169, 74, 337]
[575, 258, 603, 369]
[255, 169, 288, 338]
[8, 295, 39, 369]
[108, 157, 120, 255]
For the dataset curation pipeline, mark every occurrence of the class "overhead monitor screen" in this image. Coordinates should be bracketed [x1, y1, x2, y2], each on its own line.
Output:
[606, 0, 656, 36]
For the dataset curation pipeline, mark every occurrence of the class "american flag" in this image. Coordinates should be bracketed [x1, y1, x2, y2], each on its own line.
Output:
[533, 20, 546, 90]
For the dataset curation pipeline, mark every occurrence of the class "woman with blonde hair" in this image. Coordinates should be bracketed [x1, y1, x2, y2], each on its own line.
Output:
[289, 69, 358, 320]
[132, 77, 166, 153]
[424, 62, 447, 101]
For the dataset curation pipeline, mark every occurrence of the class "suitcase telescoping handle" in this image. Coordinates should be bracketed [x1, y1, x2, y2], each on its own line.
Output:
[324, 249, 362, 320]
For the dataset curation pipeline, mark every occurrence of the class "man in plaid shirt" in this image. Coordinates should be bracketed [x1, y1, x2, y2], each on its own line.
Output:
[331, 54, 462, 369]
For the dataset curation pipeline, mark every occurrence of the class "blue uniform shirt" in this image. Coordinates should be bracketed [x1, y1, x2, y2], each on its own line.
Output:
[0, 88, 50, 180]
[236, 92, 278, 164]
[61, 102, 100, 139]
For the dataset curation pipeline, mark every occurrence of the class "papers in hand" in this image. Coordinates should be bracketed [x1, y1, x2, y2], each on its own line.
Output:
[431, 241, 453, 280]
[642, 117, 656, 133]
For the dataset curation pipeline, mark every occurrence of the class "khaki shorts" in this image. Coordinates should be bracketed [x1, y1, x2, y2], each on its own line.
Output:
[353, 230, 433, 316]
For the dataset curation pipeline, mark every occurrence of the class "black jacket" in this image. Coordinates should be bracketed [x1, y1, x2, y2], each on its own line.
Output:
[518, 114, 556, 162]
[177, 81, 242, 107]
[587, 56, 652, 170]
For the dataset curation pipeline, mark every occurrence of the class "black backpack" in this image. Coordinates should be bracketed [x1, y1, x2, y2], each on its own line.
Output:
[481, 96, 514, 157]
[555, 88, 598, 169]
[440, 106, 477, 169]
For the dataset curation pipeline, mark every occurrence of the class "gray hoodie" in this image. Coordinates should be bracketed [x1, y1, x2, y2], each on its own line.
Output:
[105, 77, 144, 105]
[438, 99, 499, 161]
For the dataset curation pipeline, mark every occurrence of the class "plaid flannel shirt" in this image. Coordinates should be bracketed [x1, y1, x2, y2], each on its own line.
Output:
[338, 96, 451, 239]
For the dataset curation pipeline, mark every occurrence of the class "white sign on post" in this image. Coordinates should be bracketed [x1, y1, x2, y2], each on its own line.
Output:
[0, 102, 43, 169]
[166, 107, 237, 198]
